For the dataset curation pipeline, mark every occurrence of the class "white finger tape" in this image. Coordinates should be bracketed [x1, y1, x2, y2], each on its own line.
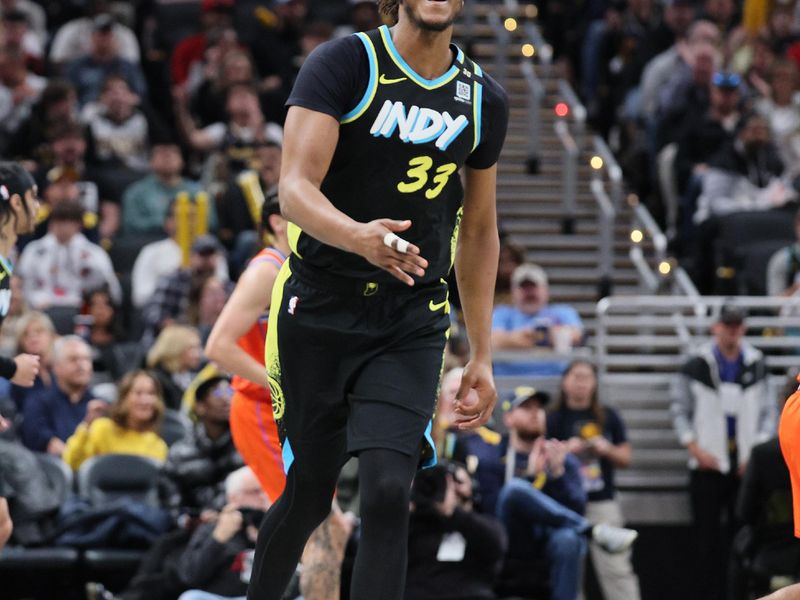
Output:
[395, 238, 409, 254]
[383, 232, 399, 249]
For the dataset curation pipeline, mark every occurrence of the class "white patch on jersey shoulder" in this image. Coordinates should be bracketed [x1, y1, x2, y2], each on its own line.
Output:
[456, 81, 471, 101]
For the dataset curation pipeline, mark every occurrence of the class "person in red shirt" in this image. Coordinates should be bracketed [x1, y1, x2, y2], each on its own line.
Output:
[170, 0, 235, 86]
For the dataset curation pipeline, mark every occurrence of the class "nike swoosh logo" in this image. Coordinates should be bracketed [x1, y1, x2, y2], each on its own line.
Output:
[379, 74, 408, 85]
[429, 299, 448, 312]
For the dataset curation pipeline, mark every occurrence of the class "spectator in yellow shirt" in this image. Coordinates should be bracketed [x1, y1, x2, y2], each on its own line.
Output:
[63, 369, 168, 471]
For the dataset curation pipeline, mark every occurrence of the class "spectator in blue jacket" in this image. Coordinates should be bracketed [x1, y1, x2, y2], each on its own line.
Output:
[457, 388, 637, 600]
[20, 335, 99, 455]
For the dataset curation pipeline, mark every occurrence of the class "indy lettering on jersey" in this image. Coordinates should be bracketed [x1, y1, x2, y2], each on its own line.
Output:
[369, 100, 469, 151]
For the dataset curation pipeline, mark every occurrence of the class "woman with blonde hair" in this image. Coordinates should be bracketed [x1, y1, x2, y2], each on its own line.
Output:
[10, 311, 57, 410]
[146, 325, 203, 411]
[63, 369, 168, 471]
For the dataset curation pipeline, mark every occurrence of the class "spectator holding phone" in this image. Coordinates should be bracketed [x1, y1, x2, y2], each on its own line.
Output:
[176, 466, 271, 600]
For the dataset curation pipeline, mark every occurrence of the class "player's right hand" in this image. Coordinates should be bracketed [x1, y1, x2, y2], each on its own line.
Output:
[11, 354, 39, 387]
[353, 219, 428, 286]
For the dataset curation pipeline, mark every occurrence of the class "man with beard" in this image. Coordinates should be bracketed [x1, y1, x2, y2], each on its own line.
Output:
[456, 388, 637, 600]
[246, 0, 508, 598]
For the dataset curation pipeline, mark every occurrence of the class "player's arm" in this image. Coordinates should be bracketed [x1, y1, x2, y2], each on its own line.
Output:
[453, 164, 499, 430]
[205, 261, 279, 387]
[279, 107, 428, 285]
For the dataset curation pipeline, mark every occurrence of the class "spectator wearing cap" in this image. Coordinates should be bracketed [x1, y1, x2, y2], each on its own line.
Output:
[142, 235, 231, 344]
[122, 142, 204, 235]
[455, 388, 637, 600]
[547, 360, 640, 600]
[491, 263, 583, 375]
[162, 373, 244, 515]
[675, 70, 742, 198]
[49, 7, 140, 67]
[16, 200, 121, 311]
[131, 202, 229, 310]
[670, 303, 776, 600]
[64, 13, 147, 107]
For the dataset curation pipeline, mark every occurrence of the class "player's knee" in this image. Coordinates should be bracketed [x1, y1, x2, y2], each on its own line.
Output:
[361, 474, 410, 520]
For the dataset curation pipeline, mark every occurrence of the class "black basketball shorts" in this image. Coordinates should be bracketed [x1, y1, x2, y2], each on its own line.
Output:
[265, 256, 451, 472]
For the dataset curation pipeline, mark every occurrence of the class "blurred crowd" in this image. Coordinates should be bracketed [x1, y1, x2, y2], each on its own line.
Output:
[538, 0, 800, 295]
[0, 1, 798, 599]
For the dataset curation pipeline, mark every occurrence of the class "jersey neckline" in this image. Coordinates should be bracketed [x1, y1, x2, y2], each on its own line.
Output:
[378, 25, 464, 90]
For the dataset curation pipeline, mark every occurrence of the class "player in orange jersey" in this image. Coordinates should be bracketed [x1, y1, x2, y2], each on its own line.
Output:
[779, 375, 800, 540]
[206, 192, 288, 502]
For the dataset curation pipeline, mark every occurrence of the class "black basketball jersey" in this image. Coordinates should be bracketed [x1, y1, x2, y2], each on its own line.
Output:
[286, 25, 506, 286]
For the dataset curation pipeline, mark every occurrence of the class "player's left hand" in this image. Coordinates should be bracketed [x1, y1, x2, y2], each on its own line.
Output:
[453, 360, 497, 430]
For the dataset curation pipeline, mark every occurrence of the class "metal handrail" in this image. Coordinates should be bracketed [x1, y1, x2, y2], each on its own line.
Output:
[592, 135, 623, 211]
[595, 295, 800, 401]
[631, 202, 667, 259]
[554, 119, 578, 229]
[590, 178, 616, 295]
[557, 79, 587, 130]
[486, 10, 509, 85]
[519, 59, 544, 174]
[522, 22, 553, 67]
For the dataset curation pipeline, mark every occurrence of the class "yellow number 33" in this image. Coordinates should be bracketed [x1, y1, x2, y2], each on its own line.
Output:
[397, 156, 458, 200]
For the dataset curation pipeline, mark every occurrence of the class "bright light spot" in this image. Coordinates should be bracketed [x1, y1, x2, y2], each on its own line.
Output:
[658, 261, 672, 275]
[590, 156, 604, 170]
[521, 43, 535, 57]
[555, 102, 569, 117]
[504, 18, 518, 32]
[630, 229, 643, 243]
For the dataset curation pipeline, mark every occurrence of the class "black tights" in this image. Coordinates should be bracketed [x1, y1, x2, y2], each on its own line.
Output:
[247, 447, 419, 600]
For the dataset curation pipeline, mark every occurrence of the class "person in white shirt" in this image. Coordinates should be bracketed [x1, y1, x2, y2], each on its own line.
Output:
[131, 199, 228, 309]
[49, 10, 140, 66]
[17, 200, 121, 310]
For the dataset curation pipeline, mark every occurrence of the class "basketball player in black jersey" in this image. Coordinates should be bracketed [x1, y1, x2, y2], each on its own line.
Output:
[0, 163, 41, 388]
[247, 0, 508, 598]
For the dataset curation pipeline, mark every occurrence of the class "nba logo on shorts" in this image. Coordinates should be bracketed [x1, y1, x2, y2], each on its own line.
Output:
[288, 296, 299, 315]
[456, 81, 471, 102]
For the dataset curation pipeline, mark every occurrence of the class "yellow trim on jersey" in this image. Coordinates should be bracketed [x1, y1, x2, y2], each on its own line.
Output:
[378, 26, 460, 90]
[287, 222, 303, 258]
[341, 32, 379, 124]
[265, 261, 292, 422]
